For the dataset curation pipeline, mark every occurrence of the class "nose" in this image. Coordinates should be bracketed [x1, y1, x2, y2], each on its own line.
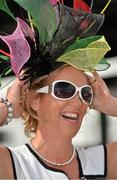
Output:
[68, 93, 83, 107]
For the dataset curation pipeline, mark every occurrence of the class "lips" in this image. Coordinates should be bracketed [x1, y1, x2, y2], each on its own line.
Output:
[61, 112, 79, 121]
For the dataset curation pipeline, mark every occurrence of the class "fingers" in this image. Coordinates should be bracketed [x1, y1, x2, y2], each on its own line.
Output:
[85, 73, 96, 86]
[6, 77, 30, 100]
[92, 71, 101, 81]
[14, 78, 29, 89]
[86, 71, 105, 89]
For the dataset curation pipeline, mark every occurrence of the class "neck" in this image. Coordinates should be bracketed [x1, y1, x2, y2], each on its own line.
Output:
[31, 130, 74, 163]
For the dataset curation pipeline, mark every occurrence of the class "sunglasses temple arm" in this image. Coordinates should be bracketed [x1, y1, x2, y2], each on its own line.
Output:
[36, 86, 49, 93]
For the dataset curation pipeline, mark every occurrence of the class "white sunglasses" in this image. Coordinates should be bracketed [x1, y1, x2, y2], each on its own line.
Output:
[36, 80, 93, 105]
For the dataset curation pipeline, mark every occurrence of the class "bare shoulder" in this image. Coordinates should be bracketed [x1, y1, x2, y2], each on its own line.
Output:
[0, 146, 14, 179]
[106, 142, 117, 178]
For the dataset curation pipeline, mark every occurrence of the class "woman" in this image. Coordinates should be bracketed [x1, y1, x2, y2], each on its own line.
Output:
[0, 0, 115, 179]
[0, 65, 117, 179]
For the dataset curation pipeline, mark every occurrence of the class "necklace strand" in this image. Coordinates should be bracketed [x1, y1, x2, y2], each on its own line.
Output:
[29, 143, 76, 166]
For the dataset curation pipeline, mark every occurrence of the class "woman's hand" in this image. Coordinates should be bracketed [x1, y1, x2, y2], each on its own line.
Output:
[6, 78, 28, 118]
[86, 72, 117, 116]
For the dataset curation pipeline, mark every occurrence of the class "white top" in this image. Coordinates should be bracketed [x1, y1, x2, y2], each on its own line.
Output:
[8, 144, 107, 179]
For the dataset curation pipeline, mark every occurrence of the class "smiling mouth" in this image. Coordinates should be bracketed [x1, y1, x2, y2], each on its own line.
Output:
[61, 112, 79, 121]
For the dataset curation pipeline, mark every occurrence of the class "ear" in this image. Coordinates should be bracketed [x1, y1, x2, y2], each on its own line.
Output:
[29, 92, 40, 112]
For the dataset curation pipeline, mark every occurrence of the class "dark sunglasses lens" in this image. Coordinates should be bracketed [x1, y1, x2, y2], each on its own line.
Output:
[81, 86, 92, 104]
[54, 82, 76, 99]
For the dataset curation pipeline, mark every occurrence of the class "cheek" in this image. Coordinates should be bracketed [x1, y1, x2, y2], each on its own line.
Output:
[81, 105, 88, 116]
[38, 95, 63, 122]
[83, 105, 88, 113]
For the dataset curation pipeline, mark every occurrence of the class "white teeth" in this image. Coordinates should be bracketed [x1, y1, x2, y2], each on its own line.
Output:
[61, 112, 78, 120]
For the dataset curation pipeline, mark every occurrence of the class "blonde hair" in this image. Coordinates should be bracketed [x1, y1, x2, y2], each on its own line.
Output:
[21, 77, 48, 136]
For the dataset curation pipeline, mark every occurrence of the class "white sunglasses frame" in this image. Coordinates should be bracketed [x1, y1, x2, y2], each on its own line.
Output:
[36, 80, 93, 105]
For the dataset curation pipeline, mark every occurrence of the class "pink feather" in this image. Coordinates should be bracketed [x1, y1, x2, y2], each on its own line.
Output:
[0, 18, 35, 76]
[49, 0, 59, 6]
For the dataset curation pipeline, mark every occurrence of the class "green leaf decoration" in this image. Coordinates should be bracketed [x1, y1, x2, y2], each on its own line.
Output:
[0, 66, 12, 77]
[14, 0, 57, 44]
[95, 58, 110, 71]
[64, 35, 102, 54]
[0, 75, 1, 87]
[4, 68, 12, 76]
[0, 55, 10, 61]
[0, 0, 16, 20]
[99, 58, 109, 64]
[56, 36, 111, 72]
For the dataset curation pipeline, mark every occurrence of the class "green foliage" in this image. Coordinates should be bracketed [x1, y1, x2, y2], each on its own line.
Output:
[64, 36, 102, 53]
[0, 0, 16, 20]
[0, 55, 9, 61]
[14, 0, 57, 44]
[57, 36, 111, 71]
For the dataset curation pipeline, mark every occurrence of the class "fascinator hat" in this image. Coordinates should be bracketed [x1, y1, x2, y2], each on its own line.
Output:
[0, 0, 111, 84]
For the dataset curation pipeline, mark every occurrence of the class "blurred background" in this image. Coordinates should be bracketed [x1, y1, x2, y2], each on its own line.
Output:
[0, 0, 117, 147]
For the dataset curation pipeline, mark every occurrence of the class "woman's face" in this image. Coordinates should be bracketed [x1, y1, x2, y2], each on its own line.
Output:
[34, 66, 89, 140]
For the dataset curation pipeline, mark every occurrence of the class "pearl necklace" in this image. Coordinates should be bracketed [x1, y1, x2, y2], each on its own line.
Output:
[29, 143, 76, 166]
